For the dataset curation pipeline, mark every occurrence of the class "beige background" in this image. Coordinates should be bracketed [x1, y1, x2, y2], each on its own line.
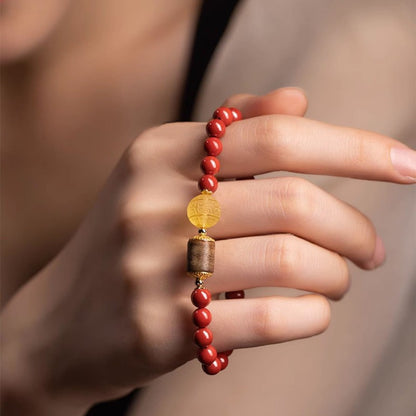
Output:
[130, 0, 416, 415]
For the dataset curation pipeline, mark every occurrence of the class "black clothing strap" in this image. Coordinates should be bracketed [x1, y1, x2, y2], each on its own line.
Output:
[177, 0, 241, 121]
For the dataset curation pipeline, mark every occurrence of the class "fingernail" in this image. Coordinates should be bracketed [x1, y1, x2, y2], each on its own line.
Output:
[363, 236, 386, 269]
[372, 236, 386, 267]
[390, 147, 416, 181]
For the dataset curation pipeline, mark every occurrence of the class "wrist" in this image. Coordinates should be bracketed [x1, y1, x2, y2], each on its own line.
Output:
[1, 340, 90, 416]
[1, 300, 91, 416]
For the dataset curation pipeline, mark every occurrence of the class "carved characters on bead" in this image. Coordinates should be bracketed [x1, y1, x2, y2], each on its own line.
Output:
[187, 191, 220, 228]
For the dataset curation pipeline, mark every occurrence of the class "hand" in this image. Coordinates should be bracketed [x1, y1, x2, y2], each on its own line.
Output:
[1, 87, 414, 414]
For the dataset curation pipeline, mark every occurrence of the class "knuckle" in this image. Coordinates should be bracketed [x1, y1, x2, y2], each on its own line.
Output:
[123, 127, 162, 172]
[116, 198, 147, 240]
[277, 177, 316, 222]
[119, 251, 143, 285]
[274, 235, 297, 279]
[252, 299, 278, 342]
[120, 250, 161, 285]
[255, 116, 286, 159]
[346, 132, 368, 167]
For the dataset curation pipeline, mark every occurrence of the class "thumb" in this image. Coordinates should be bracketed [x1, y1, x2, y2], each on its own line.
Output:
[223, 87, 308, 119]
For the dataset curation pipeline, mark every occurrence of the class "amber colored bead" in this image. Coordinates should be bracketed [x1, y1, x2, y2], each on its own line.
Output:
[191, 288, 211, 308]
[198, 345, 217, 365]
[198, 175, 218, 193]
[194, 328, 213, 347]
[225, 290, 245, 299]
[204, 137, 223, 156]
[192, 308, 212, 327]
[230, 107, 242, 122]
[213, 107, 233, 126]
[206, 119, 226, 138]
[187, 192, 220, 228]
[202, 358, 222, 375]
[201, 156, 220, 175]
[218, 353, 229, 370]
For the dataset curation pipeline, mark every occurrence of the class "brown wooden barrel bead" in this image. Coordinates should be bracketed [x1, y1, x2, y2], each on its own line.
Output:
[187, 236, 215, 276]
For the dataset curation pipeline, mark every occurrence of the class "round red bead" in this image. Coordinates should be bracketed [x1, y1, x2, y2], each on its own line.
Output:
[198, 345, 217, 365]
[191, 289, 211, 308]
[192, 308, 212, 327]
[202, 358, 222, 375]
[230, 107, 242, 122]
[194, 328, 213, 347]
[206, 119, 226, 138]
[225, 290, 245, 299]
[213, 107, 233, 126]
[204, 137, 223, 156]
[218, 353, 229, 370]
[221, 350, 233, 357]
[198, 175, 218, 192]
[201, 156, 220, 175]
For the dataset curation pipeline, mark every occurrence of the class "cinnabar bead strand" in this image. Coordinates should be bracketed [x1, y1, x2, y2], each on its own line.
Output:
[225, 290, 245, 299]
[217, 353, 229, 370]
[198, 345, 217, 365]
[194, 328, 213, 347]
[191, 288, 211, 308]
[188, 107, 243, 375]
[192, 308, 212, 327]
[204, 137, 223, 156]
[198, 175, 218, 192]
[213, 107, 233, 126]
[229, 107, 242, 122]
[202, 358, 222, 375]
[201, 156, 220, 175]
[206, 119, 226, 138]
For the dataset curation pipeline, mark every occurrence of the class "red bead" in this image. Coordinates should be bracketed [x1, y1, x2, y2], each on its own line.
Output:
[191, 289, 211, 308]
[192, 308, 212, 327]
[217, 353, 229, 370]
[198, 175, 218, 192]
[213, 107, 233, 126]
[206, 119, 226, 138]
[221, 350, 233, 356]
[201, 156, 220, 175]
[204, 137, 223, 156]
[194, 328, 213, 347]
[229, 107, 242, 121]
[198, 345, 217, 364]
[225, 290, 245, 299]
[202, 358, 222, 375]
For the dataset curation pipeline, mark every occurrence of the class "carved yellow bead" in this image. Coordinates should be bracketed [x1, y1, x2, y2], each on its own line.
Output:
[187, 191, 221, 229]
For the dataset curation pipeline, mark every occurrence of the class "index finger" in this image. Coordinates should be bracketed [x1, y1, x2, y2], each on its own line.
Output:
[218, 115, 416, 183]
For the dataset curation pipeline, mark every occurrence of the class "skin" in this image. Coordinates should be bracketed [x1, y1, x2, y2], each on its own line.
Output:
[1, 1, 414, 415]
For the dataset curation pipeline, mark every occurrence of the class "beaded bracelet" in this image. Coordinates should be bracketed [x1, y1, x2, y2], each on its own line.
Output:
[186, 106, 246, 375]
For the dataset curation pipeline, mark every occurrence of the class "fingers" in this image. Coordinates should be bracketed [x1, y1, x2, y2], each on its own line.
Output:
[210, 234, 349, 300]
[223, 87, 308, 118]
[218, 115, 416, 183]
[212, 177, 383, 269]
[208, 294, 331, 350]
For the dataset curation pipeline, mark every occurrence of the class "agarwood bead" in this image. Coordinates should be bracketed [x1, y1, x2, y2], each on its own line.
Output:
[187, 236, 215, 275]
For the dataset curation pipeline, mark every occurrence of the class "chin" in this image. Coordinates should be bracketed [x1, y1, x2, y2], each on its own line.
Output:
[0, 0, 70, 64]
